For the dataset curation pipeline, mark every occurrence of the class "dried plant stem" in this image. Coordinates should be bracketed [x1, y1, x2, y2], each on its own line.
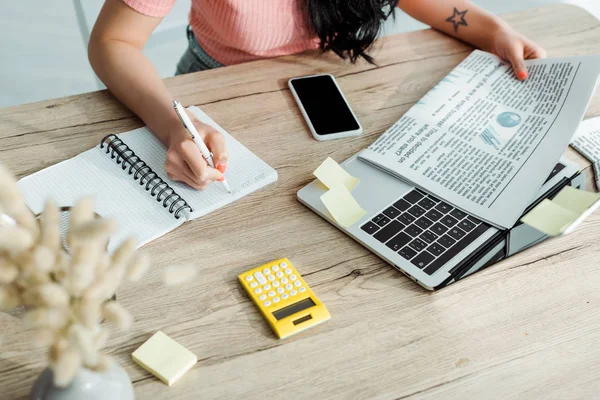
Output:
[0, 226, 34, 254]
[39, 200, 60, 250]
[53, 347, 82, 388]
[102, 301, 132, 331]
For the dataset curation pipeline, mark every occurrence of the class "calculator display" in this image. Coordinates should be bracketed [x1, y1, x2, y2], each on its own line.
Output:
[272, 298, 316, 320]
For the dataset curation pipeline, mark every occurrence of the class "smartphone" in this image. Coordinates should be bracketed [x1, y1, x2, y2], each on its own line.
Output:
[288, 74, 362, 141]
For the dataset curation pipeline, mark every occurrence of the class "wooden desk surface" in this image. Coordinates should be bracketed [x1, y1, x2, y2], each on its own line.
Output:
[2, 4, 600, 399]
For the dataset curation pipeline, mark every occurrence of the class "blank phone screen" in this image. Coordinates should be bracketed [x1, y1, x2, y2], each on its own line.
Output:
[291, 75, 360, 135]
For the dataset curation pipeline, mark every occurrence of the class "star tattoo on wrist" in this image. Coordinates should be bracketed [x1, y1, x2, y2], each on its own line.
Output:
[446, 7, 469, 33]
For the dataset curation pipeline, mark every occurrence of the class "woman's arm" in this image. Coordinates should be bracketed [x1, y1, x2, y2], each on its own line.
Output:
[398, 0, 546, 79]
[88, 0, 226, 189]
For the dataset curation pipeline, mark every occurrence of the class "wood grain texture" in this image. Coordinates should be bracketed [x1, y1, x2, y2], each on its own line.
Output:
[1, 4, 600, 399]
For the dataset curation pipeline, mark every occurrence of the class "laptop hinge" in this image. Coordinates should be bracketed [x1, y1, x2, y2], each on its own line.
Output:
[436, 172, 579, 290]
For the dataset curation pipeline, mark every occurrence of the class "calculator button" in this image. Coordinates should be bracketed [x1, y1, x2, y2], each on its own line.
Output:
[290, 290, 298, 296]
[245, 275, 253, 282]
[276, 271, 284, 278]
[259, 294, 267, 301]
[290, 275, 297, 281]
[254, 288, 262, 294]
[294, 280, 302, 287]
[253, 272, 267, 284]
[285, 284, 293, 290]
[273, 297, 280, 303]
[263, 284, 271, 290]
[277, 287, 284, 294]
[264, 301, 271, 307]
[268, 291, 276, 297]
[272, 281, 280, 288]
[267, 275, 275, 281]
[281, 277, 289, 284]
[250, 281, 258, 288]
[280, 262, 288, 268]
[263, 268, 271, 275]
[298, 286, 306, 293]
[284, 268, 292, 274]
[282, 293, 289, 300]
[272, 265, 280, 272]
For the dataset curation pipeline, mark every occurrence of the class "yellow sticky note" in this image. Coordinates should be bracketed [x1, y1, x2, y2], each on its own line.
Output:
[552, 185, 600, 214]
[132, 331, 198, 386]
[321, 184, 367, 228]
[313, 157, 359, 191]
[520, 199, 579, 236]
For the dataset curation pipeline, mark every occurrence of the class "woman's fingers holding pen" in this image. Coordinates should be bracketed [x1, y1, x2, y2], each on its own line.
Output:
[165, 144, 206, 189]
[178, 139, 224, 186]
[165, 129, 224, 189]
[194, 121, 228, 174]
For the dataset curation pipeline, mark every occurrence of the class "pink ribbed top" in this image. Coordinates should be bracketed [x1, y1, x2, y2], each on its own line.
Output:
[122, 0, 319, 65]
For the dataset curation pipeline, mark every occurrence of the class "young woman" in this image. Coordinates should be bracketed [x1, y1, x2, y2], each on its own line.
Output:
[89, 0, 546, 190]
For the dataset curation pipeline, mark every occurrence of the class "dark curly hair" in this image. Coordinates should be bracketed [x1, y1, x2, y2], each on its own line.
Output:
[305, 0, 399, 64]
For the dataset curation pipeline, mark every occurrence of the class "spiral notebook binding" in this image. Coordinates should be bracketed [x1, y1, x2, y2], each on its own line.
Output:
[100, 134, 193, 219]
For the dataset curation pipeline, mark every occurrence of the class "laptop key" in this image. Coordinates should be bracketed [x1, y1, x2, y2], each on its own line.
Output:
[417, 197, 436, 210]
[420, 230, 438, 244]
[361, 222, 380, 235]
[375, 216, 391, 227]
[438, 234, 456, 248]
[450, 209, 467, 220]
[427, 195, 441, 203]
[374, 221, 403, 243]
[425, 209, 443, 221]
[448, 227, 466, 241]
[398, 246, 417, 260]
[458, 219, 476, 232]
[408, 238, 427, 252]
[424, 223, 490, 275]
[428, 242, 445, 256]
[393, 198, 411, 212]
[383, 206, 401, 219]
[411, 251, 435, 269]
[372, 214, 386, 224]
[467, 215, 481, 224]
[397, 213, 415, 225]
[431, 223, 448, 236]
[404, 190, 424, 204]
[435, 202, 452, 214]
[407, 205, 426, 218]
[441, 215, 459, 228]
[386, 232, 411, 252]
[414, 217, 433, 229]
[404, 224, 423, 237]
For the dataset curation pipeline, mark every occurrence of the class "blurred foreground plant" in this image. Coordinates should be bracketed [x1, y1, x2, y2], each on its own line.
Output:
[0, 164, 154, 387]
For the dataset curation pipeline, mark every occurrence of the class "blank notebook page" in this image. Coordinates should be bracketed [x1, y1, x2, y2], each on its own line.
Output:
[117, 106, 278, 220]
[17, 146, 182, 252]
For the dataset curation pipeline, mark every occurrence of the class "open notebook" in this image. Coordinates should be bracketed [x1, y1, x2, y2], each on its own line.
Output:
[17, 106, 278, 251]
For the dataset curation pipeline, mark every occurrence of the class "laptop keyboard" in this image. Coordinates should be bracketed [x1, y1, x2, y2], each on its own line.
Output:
[361, 189, 491, 275]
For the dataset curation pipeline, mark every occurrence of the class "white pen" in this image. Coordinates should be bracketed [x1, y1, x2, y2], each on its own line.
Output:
[593, 161, 600, 190]
[173, 100, 232, 194]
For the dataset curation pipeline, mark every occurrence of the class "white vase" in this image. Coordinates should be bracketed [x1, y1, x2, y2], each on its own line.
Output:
[30, 363, 135, 400]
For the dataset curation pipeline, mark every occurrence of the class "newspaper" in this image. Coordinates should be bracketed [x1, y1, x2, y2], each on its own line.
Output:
[571, 116, 600, 186]
[571, 116, 600, 162]
[359, 50, 600, 229]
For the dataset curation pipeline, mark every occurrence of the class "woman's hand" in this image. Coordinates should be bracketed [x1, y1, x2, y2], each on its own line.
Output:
[398, 1, 546, 81]
[165, 113, 228, 190]
[485, 23, 547, 80]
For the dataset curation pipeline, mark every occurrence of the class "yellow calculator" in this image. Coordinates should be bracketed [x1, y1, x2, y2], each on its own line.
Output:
[239, 258, 330, 339]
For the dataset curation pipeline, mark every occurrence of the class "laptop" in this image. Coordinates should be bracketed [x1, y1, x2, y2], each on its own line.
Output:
[297, 154, 585, 290]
